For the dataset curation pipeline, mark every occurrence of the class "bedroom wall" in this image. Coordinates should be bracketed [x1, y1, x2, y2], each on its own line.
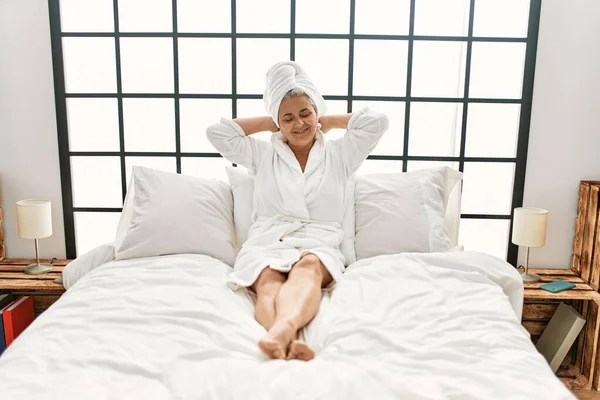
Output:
[0, 0, 67, 259]
[0, 0, 598, 267]
[520, 0, 600, 268]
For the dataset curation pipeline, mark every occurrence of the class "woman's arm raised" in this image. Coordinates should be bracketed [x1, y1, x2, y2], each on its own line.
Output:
[206, 117, 273, 172]
[233, 116, 279, 135]
[327, 108, 389, 177]
[318, 114, 353, 134]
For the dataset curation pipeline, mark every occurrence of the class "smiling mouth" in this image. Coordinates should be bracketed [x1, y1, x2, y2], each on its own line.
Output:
[293, 126, 310, 134]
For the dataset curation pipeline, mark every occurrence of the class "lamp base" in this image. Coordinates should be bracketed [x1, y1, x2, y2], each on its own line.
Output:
[24, 263, 53, 275]
[521, 271, 541, 283]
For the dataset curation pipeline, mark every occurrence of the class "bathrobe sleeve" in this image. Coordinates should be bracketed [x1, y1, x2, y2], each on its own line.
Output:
[333, 107, 389, 176]
[206, 118, 270, 173]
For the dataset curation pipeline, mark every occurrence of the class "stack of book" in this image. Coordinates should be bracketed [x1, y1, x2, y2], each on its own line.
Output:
[0, 294, 35, 355]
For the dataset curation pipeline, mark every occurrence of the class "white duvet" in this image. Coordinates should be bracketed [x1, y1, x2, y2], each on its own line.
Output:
[0, 252, 574, 400]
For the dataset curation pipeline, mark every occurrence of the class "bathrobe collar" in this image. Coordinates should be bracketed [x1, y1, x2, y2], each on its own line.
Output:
[270, 130, 325, 175]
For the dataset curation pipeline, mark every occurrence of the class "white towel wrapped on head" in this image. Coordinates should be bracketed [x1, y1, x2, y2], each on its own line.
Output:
[263, 61, 326, 127]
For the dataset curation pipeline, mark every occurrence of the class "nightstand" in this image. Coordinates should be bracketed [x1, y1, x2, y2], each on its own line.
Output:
[0, 258, 70, 316]
[522, 268, 600, 391]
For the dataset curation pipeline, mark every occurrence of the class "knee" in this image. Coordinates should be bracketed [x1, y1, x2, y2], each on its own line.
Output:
[253, 268, 286, 297]
[291, 255, 323, 280]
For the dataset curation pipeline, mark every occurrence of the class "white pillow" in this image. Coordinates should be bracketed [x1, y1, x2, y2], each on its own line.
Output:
[62, 243, 116, 290]
[225, 166, 255, 250]
[114, 166, 236, 265]
[444, 171, 463, 249]
[341, 177, 357, 265]
[225, 166, 357, 266]
[354, 166, 462, 260]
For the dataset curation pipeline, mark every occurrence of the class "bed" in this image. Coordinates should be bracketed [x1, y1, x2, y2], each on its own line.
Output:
[0, 166, 576, 399]
[0, 251, 573, 399]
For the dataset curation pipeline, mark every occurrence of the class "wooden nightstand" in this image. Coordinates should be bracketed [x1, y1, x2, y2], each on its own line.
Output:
[0, 258, 70, 316]
[522, 268, 600, 391]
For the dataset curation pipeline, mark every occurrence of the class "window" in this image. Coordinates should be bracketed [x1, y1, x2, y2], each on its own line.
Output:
[49, 0, 541, 262]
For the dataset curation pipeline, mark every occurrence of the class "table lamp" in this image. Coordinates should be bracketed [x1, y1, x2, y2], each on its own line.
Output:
[512, 207, 548, 283]
[16, 199, 53, 275]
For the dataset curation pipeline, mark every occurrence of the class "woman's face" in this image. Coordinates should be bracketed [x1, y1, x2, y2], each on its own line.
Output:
[278, 95, 318, 149]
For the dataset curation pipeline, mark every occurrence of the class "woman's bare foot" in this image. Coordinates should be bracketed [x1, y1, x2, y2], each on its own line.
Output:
[258, 339, 287, 360]
[258, 320, 296, 359]
[287, 340, 315, 361]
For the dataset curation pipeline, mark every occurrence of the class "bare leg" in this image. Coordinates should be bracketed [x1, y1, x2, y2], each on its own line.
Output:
[252, 268, 287, 331]
[259, 254, 333, 360]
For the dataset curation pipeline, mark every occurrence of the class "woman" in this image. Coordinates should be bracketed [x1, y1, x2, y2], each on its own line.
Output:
[206, 61, 388, 361]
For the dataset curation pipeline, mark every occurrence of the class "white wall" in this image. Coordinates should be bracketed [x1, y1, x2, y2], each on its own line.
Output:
[0, 0, 66, 259]
[521, 0, 600, 268]
[1, 0, 598, 265]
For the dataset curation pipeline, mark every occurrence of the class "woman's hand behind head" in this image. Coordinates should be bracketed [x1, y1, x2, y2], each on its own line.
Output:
[318, 115, 333, 134]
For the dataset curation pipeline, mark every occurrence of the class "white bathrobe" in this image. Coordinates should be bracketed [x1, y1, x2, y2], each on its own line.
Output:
[206, 107, 389, 288]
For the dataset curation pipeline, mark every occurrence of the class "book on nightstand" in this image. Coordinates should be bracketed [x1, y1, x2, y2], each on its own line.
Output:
[0, 294, 15, 353]
[536, 302, 586, 373]
[1, 295, 35, 350]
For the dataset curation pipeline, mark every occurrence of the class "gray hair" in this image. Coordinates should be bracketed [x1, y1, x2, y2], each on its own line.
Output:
[282, 88, 318, 114]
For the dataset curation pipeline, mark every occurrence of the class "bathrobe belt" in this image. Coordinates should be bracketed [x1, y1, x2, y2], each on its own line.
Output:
[245, 215, 342, 248]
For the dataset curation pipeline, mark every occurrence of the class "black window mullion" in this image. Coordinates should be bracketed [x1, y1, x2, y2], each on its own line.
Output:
[59, 31, 529, 43]
[172, 0, 181, 174]
[65, 152, 517, 163]
[458, 0, 475, 174]
[231, 0, 237, 119]
[69, 151, 224, 157]
[290, 0, 296, 61]
[507, 0, 542, 266]
[112, 0, 127, 202]
[62, 93, 523, 103]
[73, 208, 123, 213]
[462, 214, 512, 220]
[367, 155, 517, 162]
[347, 0, 356, 113]
[48, 0, 77, 259]
[402, 0, 416, 172]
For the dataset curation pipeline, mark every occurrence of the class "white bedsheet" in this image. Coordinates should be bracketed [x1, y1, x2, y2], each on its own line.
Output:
[0, 252, 574, 400]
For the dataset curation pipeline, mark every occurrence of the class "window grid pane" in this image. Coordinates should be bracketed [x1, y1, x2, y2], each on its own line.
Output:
[74, 212, 122, 255]
[459, 219, 511, 260]
[51, 0, 538, 263]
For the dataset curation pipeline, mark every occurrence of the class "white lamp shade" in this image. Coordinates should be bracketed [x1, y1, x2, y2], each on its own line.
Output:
[16, 199, 53, 239]
[511, 207, 548, 248]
